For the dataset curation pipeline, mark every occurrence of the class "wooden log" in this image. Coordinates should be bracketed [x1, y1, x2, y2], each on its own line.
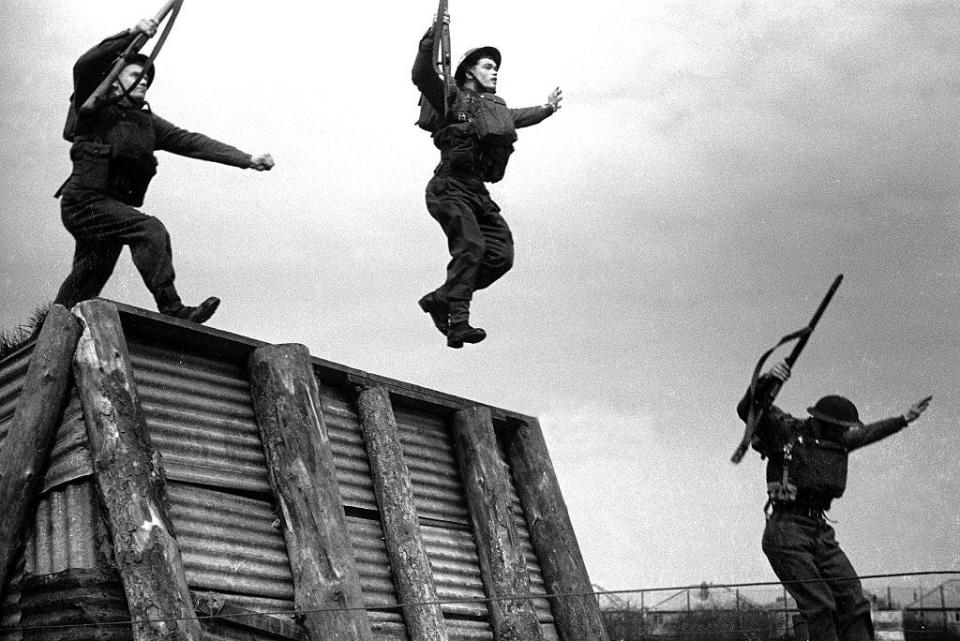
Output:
[248, 344, 372, 641]
[502, 418, 608, 641]
[0, 305, 81, 594]
[71, 299, 200, 641]
[453, 406, 543, 641]
[355, 385, 448, 641]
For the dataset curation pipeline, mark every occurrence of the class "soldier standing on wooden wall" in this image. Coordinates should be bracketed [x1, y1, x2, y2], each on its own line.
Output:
[53, 17, 274, 324]
[412, 13, 562, 348]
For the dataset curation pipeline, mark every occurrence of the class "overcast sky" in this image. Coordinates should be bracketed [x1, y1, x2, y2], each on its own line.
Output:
[1, 0, 957, 601]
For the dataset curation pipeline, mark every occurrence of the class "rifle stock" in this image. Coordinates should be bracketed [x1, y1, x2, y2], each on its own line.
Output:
[730, 274, 843, 464]
[79, 0, 181, 114]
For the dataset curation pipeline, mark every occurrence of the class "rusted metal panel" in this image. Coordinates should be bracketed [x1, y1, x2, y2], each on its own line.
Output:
[23, 479, 99, 576]
[165, 482, 295, 601]
[127, 340, 272, 495]
[319, 383, 379, 511]
[0, 345, 34, 447]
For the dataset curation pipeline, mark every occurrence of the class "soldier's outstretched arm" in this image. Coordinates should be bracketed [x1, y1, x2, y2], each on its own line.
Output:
[248, 154, 275, 171]
[72, 22, 154, 107]
[412, 22, 446, 114]
[510, 86, 563, 128]
[842, 396, 931, 451]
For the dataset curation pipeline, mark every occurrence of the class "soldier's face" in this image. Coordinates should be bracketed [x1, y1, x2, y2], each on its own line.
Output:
[114, 64, 149, 100]
[468, 58, 498, 92]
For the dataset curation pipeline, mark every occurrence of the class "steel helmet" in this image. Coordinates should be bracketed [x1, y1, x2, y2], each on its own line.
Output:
[807, 395, 862, 429]
[454, 46, 501, 85]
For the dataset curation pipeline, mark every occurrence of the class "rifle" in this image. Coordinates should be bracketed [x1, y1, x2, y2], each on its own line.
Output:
[80, 0, 184, 114]
[432, 0, 453, 117]
[730, 274, 844, 464]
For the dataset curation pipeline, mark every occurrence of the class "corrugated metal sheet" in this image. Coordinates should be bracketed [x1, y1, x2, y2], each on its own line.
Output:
[445, 618, 494, 641]
[344, 516, 401, 621]
[165, 482, 294, 602]
[0, 344, 34, 449]
[17, 569, 131, 641]
[40, 387, 93, 493]
[127, 341, 272, 496]
[0, 555, 24, 641]
[319, 383, 378, 512]
[393, 406, 470, 526]
[23, 479, 100, 576]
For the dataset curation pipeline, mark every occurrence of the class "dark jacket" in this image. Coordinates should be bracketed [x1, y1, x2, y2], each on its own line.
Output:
[412, 28, 553, 183]
[63, 30, 251, 206]
[737, 375, 907, 509]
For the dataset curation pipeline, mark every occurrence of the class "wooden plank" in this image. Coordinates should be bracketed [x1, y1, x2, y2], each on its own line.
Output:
[355, 385, 448, 641]
[502, 418, 608, 641]
[0, 305, 81, 595]
[453, 406, 543, 641]
[248, 344, 373, 641]
[71, 299, 200, 641]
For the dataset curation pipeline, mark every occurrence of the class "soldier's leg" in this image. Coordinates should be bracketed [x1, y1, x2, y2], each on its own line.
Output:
[59, 194, 217, 323]
[763, 514, 841, 641]
[817, 524, 873, 641]
[54, 240, 123, 308]
[424, 177, 487, 346]
[474, 193, 514, 292]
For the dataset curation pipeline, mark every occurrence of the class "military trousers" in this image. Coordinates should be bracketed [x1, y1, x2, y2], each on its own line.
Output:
[424, 174, 514, 322]
[763, 512, 873, 641]
[54, 190, 180, 310]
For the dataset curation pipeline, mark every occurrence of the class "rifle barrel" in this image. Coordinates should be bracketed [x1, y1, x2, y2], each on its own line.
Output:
[784, 274, 843, 367]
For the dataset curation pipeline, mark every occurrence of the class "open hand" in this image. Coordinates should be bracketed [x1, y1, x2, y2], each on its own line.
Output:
[547, 86, 563, 111]
[904, 395, 932, 423]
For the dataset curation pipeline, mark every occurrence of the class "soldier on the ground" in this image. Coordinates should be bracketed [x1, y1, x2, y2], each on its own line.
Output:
[737, 361, 931, 641]
[412, 15, 562, 348]
[53, 17, 274, 324]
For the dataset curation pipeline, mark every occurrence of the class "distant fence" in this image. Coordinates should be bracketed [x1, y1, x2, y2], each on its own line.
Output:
[595, 571, 960, 641]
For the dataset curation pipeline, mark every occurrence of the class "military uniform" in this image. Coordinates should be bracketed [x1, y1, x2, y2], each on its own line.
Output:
[738, 378, 908, 641]
[54, 29, 254, 316]
[412, 27, 555, 345]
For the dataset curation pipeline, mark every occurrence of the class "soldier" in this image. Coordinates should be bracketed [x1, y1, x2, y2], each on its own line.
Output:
[737, 361, 931, 641]
[53, 17, 274, 324]
[412, 15, 562, 348]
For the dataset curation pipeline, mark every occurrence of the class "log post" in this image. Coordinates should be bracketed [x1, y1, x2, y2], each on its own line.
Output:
[0, 305, 81, 593]
[355, 385, 448, 641]
[248, 344, 372, 641]
[72, 299, 200, 641]
[502, 418, 608, 641]
[453, 406, 543, 641]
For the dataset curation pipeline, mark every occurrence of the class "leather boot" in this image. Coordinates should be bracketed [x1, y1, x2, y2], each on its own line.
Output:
[160, 297, 220, 324]
[446, 300, 484, 348]
[447, 321, 486, 348]
[418, 292, 448, 335]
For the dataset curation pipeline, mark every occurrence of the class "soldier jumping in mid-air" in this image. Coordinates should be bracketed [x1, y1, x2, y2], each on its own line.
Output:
[738, 361, 931, 641]
[53, 14, 274, 324]
[412, 12, 562, 348]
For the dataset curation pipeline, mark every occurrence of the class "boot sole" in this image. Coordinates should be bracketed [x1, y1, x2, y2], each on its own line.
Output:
[188, 297, 220, 324]
[447, 328, 486, 349]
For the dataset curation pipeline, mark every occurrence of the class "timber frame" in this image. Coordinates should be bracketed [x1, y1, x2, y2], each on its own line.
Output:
[0, 299, 607, 641]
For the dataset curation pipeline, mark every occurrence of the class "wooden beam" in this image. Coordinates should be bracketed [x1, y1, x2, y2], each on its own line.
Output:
[355, 385, 448, 641]
[453, 406, 543, 641]
[72, 299, 200, 641]
[0, 305, 81, 595]
[248, 344, 372, 641]
[502, 418, 608, 641]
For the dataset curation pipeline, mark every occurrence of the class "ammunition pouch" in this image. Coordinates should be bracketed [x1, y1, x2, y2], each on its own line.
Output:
[66, 138, 157, 206]
[107, 149, 157, 207]
[476, 137, 515, 183]
[790, 436, 848, 498]
[767, 430, 848, 503]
